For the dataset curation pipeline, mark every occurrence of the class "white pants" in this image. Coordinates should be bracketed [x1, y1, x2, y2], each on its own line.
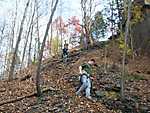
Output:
[76, 74, 91, 98]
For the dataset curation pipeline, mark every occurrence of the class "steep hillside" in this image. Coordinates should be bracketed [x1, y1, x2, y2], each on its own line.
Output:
[0, 46, 149, 113]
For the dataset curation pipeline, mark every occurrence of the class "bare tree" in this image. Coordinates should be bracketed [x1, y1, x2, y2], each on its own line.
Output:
[8, 0, 30, 81]
[80, 0, 97, 49]
[20, 3, 35, 70]
[49, 0, 54, 55]
[33, 38, 37, 63]
[28, 24, 34, 66]
[2, 0, 18, 79]
[59, 1, 63, 50]
[10, 0, 18, 50]
[121, 0, 132, 99]
[0, 19, 6, 44]
[104, 45, 108, 73]
[35, 0, 59, 96]
[35, 0, 40, 58]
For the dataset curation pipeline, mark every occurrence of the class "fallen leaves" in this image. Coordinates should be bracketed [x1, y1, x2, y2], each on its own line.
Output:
[0, 47, 149, 113]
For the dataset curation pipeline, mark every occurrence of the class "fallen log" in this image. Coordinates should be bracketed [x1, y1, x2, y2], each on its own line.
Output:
[0, 87, 59, 106]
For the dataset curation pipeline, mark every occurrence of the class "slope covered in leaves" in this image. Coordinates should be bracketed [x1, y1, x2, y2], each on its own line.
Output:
[0, 46, 150, 113]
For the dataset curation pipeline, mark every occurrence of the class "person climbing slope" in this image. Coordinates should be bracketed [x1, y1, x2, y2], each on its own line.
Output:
[76, 59, 97, 100]
[62, 40, 69, 62]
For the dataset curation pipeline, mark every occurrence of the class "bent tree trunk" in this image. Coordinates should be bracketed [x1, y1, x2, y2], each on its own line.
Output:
[35, 0, 59, 97]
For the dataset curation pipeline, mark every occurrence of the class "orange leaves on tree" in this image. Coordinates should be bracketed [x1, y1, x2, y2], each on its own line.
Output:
[53, 16, 67, 34]
[75, 24, 81, 33]
[67, 16, 81, 33]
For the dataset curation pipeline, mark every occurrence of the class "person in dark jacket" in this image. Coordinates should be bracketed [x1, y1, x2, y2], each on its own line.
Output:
[62, 41, 69, 62]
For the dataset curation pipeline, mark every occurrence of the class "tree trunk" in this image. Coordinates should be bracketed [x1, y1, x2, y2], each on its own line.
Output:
[10, 0, 18, 50]
[20, 6, 35, 70]
[49, 23, 53, 55]
[121, 0, 132, 99]
[35, 0, 40, 58]
[49, 0, 54, 55]
[81, 0, 94, 49]
[129, 26, 135, 60]
[88, 0, 94, 47]
[35, 0, 59, 97]
[8, 0, 30, 81]
[28, 24, 34, 66]
[33, 39, 37, 63]
[0, 20, 6, 44]
[104, 45, 107, 73]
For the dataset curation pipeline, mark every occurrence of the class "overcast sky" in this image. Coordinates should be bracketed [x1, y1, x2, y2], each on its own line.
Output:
[0, 0, 106, 21]
[0, 0, 80, 19]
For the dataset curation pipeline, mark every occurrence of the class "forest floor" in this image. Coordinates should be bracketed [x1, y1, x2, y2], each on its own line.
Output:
[0, 45, 150, 113]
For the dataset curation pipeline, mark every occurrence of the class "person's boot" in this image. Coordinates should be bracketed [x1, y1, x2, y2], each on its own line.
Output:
[86, 95, 92, 100]
[76, 91, 80, 96]
[86, 96, 97, 102]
